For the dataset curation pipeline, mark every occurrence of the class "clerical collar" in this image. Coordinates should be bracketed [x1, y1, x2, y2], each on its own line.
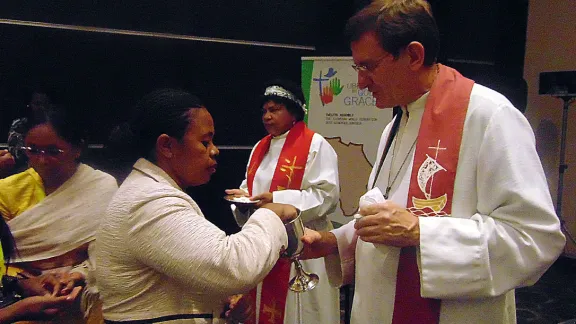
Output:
[402, 91, 430, 117]
[271, 130, 290, 140]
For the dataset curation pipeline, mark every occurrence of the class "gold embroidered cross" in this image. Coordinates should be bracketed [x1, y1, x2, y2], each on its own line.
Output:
[279, 156, 303, 189]
[262, 299, 281, 323]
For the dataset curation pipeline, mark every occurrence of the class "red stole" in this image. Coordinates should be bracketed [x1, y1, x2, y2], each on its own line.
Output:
[245, 121, 315, 323]
[392, 64, 474, 324]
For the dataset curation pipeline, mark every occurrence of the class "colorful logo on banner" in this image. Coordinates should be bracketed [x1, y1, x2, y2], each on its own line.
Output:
[313, 67, 344, 105]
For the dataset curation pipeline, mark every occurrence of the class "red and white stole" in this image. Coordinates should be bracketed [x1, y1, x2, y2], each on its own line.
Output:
[391, 64, 474, 324]
[245, 121, 315, 323]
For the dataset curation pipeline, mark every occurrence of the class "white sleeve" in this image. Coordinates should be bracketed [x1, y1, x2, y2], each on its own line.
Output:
[419, 101, 565, 299]
[230, 146, 259, 227]
[325, 221, 358, 287]
[273, 135, 340, 224]
[127, 195, 288, 296]
[231, 177, 250, 227]
[231, 146, 256, 226]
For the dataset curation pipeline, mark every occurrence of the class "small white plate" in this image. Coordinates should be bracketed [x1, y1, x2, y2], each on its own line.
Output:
[223, 195, 260, 206]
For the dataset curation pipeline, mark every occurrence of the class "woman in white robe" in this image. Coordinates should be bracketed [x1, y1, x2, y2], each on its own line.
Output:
[227, 80, 340, 324]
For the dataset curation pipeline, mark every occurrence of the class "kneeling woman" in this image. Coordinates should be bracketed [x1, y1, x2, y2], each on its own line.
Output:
[95, 89, 296, 323]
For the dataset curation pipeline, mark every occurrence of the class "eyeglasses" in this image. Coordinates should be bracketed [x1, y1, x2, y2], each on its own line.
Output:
[19, 146, 64, 157]
[352, 53, 392, 74]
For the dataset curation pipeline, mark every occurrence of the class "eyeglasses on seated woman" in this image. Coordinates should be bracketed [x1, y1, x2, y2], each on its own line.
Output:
[0, 105, 118, 323]
[18, 146, 65, 157]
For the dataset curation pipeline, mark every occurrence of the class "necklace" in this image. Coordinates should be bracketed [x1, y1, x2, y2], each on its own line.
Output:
[384, 135, 417, 199]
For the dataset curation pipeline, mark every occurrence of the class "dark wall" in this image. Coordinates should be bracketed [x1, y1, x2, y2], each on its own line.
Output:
[0, 1, 321, 233]
[0, 0, 319, 145]
[431, 0, 530, 112]
[0, 2, 316, 46]
[0, 0, 530, 233]
[0, 23, 312, 145]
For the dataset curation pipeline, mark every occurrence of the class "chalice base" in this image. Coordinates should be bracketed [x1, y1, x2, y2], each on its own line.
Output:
[289, 270, 319, 292]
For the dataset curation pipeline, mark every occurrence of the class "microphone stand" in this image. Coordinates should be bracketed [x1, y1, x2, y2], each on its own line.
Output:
[555, 96, 576, 246]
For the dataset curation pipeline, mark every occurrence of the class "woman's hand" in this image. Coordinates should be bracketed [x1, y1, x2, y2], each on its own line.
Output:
[251, 192, 273, 207]
[260, 203, 298, 223]
[18, 274, 58, 297]
[225, 189, 254, 214]
[225, 189, 249, 197]
[224, 294, 254, 324]
[22, 272, 85, 297]
[0, 287, 82, 323]
[55, 272, 86, 296]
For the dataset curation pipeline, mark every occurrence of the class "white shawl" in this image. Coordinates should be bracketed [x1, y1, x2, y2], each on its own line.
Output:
[8, 163, 117, 263]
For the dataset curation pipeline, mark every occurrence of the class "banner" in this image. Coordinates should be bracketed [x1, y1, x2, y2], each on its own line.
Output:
[302, 57, 393, 225]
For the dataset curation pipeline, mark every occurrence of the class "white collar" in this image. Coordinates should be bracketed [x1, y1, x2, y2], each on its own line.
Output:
[132, 158, 182, 190]
[271, 129, 290, 140]
[402, 91, 430, 116]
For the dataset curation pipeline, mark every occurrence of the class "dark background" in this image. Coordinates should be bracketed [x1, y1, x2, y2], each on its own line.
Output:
[0, 0, 530, 233]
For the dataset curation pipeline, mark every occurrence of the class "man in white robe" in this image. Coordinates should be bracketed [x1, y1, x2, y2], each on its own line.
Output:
[302, 1, 566, 323]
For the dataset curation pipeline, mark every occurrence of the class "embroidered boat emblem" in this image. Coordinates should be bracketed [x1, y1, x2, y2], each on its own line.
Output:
[409, 140, 449, 217]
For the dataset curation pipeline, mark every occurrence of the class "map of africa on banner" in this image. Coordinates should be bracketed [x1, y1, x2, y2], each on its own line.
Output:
[302, 57, 393, 225]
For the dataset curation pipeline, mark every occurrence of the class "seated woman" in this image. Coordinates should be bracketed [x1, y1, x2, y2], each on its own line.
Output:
[0, 106, 118, 322]
[225, 79, 340, 323]
[94, 88, 296, 323]
[0, 215, 82, 323]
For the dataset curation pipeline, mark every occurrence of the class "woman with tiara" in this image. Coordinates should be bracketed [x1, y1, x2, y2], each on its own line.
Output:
[226, 79, 341, 323]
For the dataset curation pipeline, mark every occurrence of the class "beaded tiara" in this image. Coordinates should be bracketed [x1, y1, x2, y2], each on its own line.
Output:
[263, 85, 307, 113]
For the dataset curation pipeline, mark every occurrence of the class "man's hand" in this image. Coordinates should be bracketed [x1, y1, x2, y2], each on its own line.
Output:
[260, 203, 298, 223]
[251, 192, 273, 207]
[224, 294, 254, 324]
[300, 228, 339, 259]
[355, 202, 420, 247]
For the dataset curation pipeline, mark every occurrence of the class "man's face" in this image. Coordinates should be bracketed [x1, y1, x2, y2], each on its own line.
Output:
[351, 31, 411, 108]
